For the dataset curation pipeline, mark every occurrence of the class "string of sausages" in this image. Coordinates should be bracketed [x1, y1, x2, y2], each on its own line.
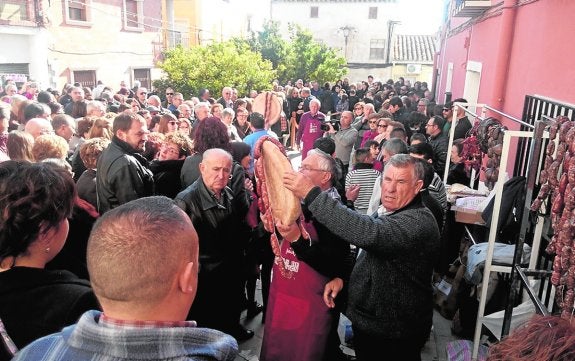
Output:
[254, 136, 310, 278]
[531, 115, 575, 319]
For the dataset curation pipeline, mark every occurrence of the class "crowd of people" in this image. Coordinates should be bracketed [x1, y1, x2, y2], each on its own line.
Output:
[0, 75, 571, 361]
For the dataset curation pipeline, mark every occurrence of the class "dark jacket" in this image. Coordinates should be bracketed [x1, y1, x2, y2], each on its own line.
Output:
[174, 177, 250, 273]
[95, 136, 154, 213]
[447, 162, 471, 186]
[0, 267, 99, 350]
[150, 158, 185, 199]
[454, 116, 472, 140]
[290, 194, 351, 280]
[304, 188, 440, 342]
[428, 132, 449, 176]
[180, 155, 247, 202]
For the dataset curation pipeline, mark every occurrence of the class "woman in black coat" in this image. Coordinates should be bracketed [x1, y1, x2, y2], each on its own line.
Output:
[149, 132, 193, 198]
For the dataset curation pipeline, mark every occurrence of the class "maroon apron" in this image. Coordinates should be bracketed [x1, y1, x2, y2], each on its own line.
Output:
[260, 224, 333, 361]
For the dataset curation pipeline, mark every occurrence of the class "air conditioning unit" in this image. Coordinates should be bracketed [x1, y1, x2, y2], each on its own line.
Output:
[406, 63, 422, 74]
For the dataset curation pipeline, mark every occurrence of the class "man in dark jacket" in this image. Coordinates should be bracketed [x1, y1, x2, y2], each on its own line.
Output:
[426, 115, 449, 177]
[175, 148, 253, 342]
[96, 111, 154, 213]
[284, 154, 440, 361]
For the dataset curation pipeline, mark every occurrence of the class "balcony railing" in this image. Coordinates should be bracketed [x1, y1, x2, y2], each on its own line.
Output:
[453, 0, 491, 18]
[0, 0, 37, 27]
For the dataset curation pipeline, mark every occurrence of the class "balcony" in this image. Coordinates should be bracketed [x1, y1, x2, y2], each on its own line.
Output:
[453, 0, 491, 18]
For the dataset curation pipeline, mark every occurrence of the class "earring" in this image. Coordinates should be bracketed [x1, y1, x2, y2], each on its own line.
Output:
[45, 247, 50, 253]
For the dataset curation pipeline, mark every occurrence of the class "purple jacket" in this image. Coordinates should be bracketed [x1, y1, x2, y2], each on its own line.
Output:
[296, 111, 326, 160]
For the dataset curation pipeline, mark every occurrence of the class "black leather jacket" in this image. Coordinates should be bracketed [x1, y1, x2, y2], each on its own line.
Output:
[96, 136, 154, 213]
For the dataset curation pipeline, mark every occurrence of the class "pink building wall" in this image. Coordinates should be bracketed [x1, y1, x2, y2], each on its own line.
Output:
[437, 0, 575, 126]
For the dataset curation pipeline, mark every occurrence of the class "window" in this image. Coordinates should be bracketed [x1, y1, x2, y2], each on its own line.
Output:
[369, 7, 378, 19]
[310, 6, 318, 18]
[0, 1, 30, 22]
[69, 0, 86, 21]
[133, 69, 151, 90]
[63, 0, 91, 26]
[73, 70, 96, 88]
[124, 0, 144, 31]
[370, 39, 386, 60]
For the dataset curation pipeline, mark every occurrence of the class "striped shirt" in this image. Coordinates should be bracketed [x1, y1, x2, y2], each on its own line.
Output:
[346, 164, 381, 215]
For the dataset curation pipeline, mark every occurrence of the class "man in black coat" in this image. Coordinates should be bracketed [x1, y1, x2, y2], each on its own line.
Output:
[283, 154, 440, 361]
[96, 112, 154, 213]
[175, 148, 253, 342]
[426, 115, 449, 177]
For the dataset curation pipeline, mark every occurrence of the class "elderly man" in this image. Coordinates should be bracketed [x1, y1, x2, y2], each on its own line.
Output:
[296, 98, 325, 160]
[146, 94, 166, 113]
[12, 196, 239, 361]
[260, 149, 351, 361]
[96, 111, 154, 213]
[24, 118, 53, 139]
[175, 148, 252, 342]
[217, 87, 234, 109]
[221, 107, 239, 141]
[327, 110, 357, 177]
[283, 154, 440, 361]
[51, 114, 76, 143]
[134, 87, 148, 109]
[178, 103, 194, 122]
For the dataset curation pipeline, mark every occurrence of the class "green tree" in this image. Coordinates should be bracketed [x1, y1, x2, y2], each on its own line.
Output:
[240, 22, 347, 85]
[156, 41, 275, 98]
[286, 24, 347, 85]
[248, 20, 291, 81]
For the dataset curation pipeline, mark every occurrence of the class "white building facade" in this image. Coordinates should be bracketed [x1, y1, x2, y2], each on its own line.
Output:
[270, 0, 402, 82]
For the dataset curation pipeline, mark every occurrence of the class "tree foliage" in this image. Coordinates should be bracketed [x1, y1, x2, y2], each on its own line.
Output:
[156, 21, 347, 97]
[246, 21, 347, 85]
[286, 24, 347, 85]
[157, 41, 275, 98]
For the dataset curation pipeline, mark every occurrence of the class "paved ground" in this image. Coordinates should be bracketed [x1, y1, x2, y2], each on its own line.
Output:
[234, 281, 459, 361]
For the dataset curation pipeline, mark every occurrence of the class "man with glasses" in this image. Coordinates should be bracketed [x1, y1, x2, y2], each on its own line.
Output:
[261, 148, 351, 361]
[135, 87, 148, 109]
[425, 115, 449, 176]
[164, 87, 174, 110]
[217, 87, 234, 109]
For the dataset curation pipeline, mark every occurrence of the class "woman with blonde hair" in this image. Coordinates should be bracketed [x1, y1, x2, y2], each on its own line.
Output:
[7, 131, 34, 162]
[32, 134, 69, 162]
[76, 137, 111, 209]
[87, 117, 113, 140]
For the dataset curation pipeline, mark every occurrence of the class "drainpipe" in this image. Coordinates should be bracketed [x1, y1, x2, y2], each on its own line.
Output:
[166, 0, 175, 47]
[490, 0, 518, 111]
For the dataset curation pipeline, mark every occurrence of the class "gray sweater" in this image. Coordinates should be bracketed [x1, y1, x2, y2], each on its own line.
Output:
[304, 187, 440, 342]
